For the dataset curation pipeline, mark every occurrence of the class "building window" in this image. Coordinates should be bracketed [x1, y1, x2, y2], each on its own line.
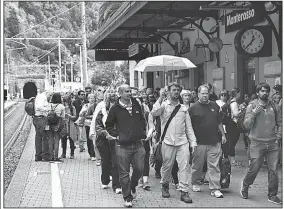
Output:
[134, 71, 138, 87]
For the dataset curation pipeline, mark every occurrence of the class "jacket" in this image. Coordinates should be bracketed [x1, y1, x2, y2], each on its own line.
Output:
[152, 99, 197, 147]
[243, 100, 282, 142]
[73, 98, 86, 119]
[105, 98, 147, 145]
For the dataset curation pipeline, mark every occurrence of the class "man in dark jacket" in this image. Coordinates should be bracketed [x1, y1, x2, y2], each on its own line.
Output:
[106, 84, 146, 208]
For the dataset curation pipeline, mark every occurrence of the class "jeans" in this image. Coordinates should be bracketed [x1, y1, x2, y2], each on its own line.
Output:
[46, 130, 60, 160]
[116, 141, 145, 201]
[33, 117, 49, 160]
[161, 142, 190, 192]
[243, 140, 280, 197]
[61, 135, 75, 155]
[85, 126, 95, 158]
[227, 121, 240, 157]
[143, 140, 150, 176]
[97, 138, 121, 190]
[191, 143, 222, 190]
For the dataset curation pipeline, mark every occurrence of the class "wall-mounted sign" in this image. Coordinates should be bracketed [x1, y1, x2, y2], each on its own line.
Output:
[180, 38, 190, 54]
[129, 44, 139, 57]
[225, 7, 265, 33]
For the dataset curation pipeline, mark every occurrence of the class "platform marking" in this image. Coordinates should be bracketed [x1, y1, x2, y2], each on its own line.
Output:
[51, 162, 63, 207]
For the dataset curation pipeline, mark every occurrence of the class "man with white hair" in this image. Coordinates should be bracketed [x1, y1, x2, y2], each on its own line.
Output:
[106, 84, 146, 208]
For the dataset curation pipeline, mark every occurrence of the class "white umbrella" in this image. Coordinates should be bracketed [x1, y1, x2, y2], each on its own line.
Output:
[133, 55, 196, 72]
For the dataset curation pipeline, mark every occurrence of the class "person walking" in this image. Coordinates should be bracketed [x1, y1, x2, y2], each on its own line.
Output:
[105, 84, 146, 208]
[73, 90, 87, 152]
[189, 85, 227, 198]
[84, 93, 99, 163]
[240, 83, 282, 204]
[152, 82, 197, 204]
[95, 89, 122, 194]
[227, 88, 242, 166]
[60, 94, 77, 159]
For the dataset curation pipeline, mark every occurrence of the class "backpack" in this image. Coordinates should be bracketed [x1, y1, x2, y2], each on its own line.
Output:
[219, 156, 231, 188]
[25, 97, 35, 116]
[47, 104, 60, 125]
[220, 101, 233, 126]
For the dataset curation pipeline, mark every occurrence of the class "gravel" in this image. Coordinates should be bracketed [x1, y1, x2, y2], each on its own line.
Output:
[3, 116, 32, 195]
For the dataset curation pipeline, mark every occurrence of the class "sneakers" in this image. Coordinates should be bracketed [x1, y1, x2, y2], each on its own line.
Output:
[131, 188, 137, 199]
[174, 184, 180, 191]
[180, 191, 193, 203]
[142, 181, 150, 190]
[70, 154, 74, 159]
[96, 160, 101, 166]
[115, 188, 122, 194]
[59, 154, 66, 159]
[91, 157, 96, 161]
[268, 196, 282, 205]
[110, 176, 112, 181]
[124, 200, 132, 208]
[161, 183, 170, 198]
[192, 185, 201, 192]
[101, 184, 108, 189]
[240, 182, 249, 199]
[211, 190, 224, 198]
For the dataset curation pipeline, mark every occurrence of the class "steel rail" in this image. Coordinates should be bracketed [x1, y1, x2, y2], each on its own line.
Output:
[4, 106, 17, 121]
[4, 114, 29, 153]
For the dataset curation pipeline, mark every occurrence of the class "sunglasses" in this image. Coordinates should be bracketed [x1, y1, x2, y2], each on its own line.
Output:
[80, 94, 85, 96]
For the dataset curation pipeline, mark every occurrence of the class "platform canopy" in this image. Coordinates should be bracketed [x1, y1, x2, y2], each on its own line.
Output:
[89, 1, 257, 61]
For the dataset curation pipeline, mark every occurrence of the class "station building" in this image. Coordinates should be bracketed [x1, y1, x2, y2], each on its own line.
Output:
[90, 1, 282, 96]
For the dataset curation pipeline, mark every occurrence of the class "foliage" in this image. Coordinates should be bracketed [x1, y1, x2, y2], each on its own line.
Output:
[4, 2, 129, 90]
[90, 61, 129, 88]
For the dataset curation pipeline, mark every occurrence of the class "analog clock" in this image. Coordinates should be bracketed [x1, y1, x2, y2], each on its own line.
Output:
[234, 26, 272, 57]
[240, 29, 264, 54]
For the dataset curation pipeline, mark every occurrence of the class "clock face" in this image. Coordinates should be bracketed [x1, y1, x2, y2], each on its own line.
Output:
[241, 29, 265, 54]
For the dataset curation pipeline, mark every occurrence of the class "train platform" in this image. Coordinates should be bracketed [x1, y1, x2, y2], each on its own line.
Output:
[4, 124, 282, 208]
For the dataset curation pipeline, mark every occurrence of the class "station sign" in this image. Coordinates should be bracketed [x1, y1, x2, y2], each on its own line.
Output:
[129, 44, 139, 57]
[225, 7, 265, 33]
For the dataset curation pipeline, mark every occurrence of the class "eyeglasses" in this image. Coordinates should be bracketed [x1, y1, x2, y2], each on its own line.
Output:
[80, 94, 85, 96]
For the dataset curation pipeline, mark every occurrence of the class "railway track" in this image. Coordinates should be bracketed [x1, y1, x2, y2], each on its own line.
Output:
[4, 106, 17, 121]
[4, 113, 29, 153]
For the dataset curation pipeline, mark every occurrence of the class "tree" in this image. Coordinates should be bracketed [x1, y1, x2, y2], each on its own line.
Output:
[6, 8, 20, 37]
[90, 61, 129, 88]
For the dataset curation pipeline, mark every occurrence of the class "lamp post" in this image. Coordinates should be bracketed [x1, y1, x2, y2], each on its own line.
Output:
[75, 43, 83, 89]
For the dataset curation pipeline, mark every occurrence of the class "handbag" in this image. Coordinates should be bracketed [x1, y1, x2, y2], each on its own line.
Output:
[153, 104, 181, 166]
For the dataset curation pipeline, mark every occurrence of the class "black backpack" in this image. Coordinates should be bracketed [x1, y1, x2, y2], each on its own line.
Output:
[47, 104, 60, 125]
[25, 97, 35, 116]
[220, 101, 233, 126]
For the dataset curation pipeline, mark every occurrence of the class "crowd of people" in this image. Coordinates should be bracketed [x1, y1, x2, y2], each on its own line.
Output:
[29, 82, 282, 207]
